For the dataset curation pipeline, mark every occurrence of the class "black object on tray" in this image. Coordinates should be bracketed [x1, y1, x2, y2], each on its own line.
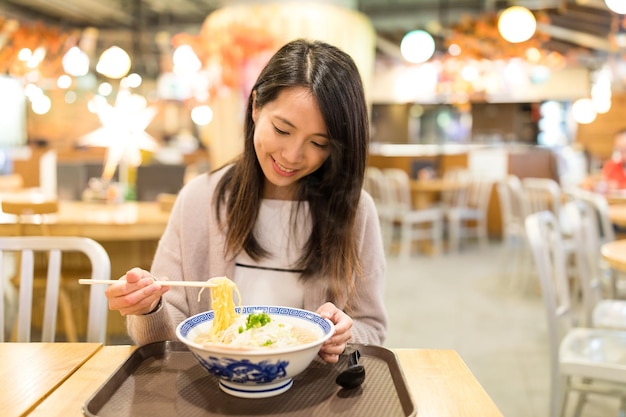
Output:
[83, 341, 416, 417]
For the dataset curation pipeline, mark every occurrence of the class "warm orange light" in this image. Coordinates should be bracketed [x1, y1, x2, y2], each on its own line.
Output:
[498, 6, 536, 43]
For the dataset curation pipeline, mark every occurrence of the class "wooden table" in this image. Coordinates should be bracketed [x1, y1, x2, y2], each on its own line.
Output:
[0, 200, 170, 241]
[608, 204, 626, 228]
[0, 343, 102, 417]
[601, 239, 626, 297]
[604, 191, 626, 206]
[410, 178, 463, 209]
[13, 343, 503, 417]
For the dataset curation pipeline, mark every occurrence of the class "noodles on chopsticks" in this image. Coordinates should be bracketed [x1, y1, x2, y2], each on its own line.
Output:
[200, 276, 242, 340]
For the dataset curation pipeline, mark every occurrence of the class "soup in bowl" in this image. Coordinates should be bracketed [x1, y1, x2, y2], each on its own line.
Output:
[176, 305, 335, 398]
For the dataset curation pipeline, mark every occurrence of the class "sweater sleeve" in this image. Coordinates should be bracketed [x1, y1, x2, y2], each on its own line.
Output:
[126, 172, 219, 345]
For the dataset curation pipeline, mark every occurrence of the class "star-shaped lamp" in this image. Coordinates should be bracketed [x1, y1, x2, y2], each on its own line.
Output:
[81, 89, 159, 183]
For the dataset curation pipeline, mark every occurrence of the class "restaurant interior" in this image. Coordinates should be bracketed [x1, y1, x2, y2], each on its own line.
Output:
[3, 0, 626, 416]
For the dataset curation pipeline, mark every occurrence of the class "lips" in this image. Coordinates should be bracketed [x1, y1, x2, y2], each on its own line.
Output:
[271, 157, 297, 177]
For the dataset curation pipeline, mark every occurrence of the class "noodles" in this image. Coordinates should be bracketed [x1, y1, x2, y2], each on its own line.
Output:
[202, 276, 242, 341]
[193, 276, 317, 349]
[196, 313, 317, 348]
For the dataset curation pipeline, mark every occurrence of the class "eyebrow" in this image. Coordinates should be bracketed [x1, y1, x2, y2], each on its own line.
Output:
[275, 115, 329, 139]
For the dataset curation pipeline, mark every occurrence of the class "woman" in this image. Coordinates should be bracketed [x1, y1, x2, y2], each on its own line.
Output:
[105, 39, 387, 363]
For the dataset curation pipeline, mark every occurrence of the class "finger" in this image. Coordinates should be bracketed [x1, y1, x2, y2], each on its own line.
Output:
[118, 286, 167, 315]
[326, 330, 352, 347]
[124, 268, 153, 284]
[109, 281, 167, 313]
[321, 341, 346, 355]
[318, 349, 341, 364]
[105, 276, 157, 298]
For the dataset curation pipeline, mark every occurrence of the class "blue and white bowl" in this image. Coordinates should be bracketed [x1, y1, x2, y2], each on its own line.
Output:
[176, 305, 335, 398]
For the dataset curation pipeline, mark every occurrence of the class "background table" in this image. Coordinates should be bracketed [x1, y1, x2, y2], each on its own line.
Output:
[0, 200, 170, 240]
[608, 204, 626, 229]
[410, 178, 463, 209]
[21, 344, 503, 417]
[600, 239, 626, 297]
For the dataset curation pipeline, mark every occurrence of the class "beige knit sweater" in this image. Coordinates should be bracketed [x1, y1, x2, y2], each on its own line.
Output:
[126, 166, 388, 345]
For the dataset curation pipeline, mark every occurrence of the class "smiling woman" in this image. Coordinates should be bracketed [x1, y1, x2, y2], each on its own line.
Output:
[252, 87, 331, 200]
[107, 39, 387, 366]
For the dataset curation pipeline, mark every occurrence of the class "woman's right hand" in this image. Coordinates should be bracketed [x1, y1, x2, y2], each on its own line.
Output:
[104, 267, 170, 316]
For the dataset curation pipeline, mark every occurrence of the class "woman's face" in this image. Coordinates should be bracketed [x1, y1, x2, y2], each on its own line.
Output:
[252, 87, 331, 200]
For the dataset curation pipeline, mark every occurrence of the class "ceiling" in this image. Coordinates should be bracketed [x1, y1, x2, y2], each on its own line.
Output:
[0, 0, 620, 76]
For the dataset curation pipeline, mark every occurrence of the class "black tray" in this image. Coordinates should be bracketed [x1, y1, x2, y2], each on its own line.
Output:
[83, 341, 416, 417]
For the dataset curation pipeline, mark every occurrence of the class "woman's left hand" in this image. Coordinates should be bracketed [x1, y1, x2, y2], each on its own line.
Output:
[316, 302, 353, 363]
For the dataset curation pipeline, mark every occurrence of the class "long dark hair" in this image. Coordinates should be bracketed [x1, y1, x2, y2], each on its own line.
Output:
[214, 38, 369, 304]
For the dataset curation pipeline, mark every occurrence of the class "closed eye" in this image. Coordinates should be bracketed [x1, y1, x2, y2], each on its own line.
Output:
[274, 126, 289, 135]
[312, 141, 329, 149]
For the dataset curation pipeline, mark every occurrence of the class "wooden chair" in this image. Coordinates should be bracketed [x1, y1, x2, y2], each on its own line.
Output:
[0, 236, 110, 343]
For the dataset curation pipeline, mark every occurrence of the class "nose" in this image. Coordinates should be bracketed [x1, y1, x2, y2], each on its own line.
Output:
[281, 139, 304, 164]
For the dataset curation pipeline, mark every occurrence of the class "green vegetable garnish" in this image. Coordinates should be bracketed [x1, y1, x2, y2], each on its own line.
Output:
[245, 312, 271, 330]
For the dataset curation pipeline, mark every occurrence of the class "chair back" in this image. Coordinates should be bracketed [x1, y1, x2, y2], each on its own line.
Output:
[363, 166, 385, 206]
[465, 175, 493, 211]
[381, 168, 413, 213]
[521, 177, 562, 217]
[562, 200, 605, 326]
[0, 236, 110, 343]
[525, 211, 576, 361]
[441, 168, 471, 208]
[566, 187, 615, 244]
[496, 175, 527, 239]
[363, 167, 396, 251]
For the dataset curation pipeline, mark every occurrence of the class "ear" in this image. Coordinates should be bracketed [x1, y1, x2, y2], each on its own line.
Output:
[251, 91, 258, 122]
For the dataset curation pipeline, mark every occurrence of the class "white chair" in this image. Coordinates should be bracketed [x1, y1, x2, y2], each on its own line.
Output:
[496, 174, 532, 291]
[364, 166, 395, 252]
[523, 177, 578, 282]
[0, 236, 110, 343]
[381, 168, 444, 257]
[525, 211, 626, 417]
[565, 187, 621, 297]
[445, 172, 493, 252]
[522, 177, 564, 216]
[564, 187, 614, 244]
[563, 200, 626, 330]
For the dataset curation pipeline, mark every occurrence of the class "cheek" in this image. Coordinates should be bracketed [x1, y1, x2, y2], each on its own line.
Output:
[253, 134, 264, 159]
[311, 152, 331, 171]
[253, 128, 271, 156]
